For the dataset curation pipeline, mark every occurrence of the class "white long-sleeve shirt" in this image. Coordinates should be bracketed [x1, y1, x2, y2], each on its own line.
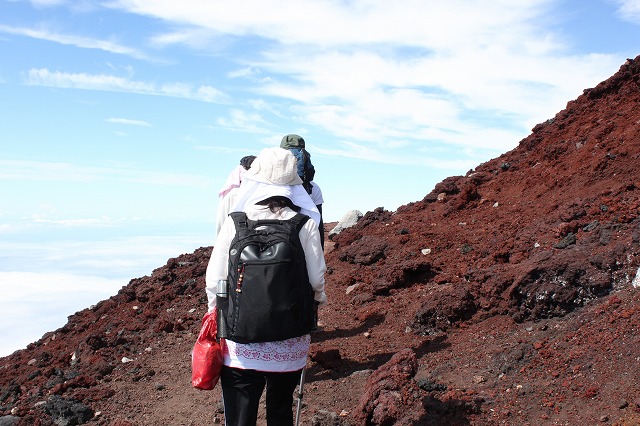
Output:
[204, 203, 327, 372]
[215, 186, 240, 236]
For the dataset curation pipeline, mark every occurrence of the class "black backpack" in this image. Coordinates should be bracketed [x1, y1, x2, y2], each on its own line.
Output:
[216, 211, 316, 343]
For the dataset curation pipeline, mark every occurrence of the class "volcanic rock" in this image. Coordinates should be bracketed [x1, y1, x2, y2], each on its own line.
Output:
[3, 56, 640, 425]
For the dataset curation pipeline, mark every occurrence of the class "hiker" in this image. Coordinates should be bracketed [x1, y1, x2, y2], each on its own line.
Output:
[216, 155, 256, 236]
[205, 147, 326, 426]
[280, 134, 325, 249]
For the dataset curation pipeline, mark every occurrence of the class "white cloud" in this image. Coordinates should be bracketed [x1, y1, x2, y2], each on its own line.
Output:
[251, 47, 619, 146]
[613, 0, 640, 23]
[107, 1, 553, 49]
[11, 1, 632, 168]
[0, 215, 124, 234]
[0, 231, 208, 357]
[106, 117, 153, 127]
[228, 67, 259, 79]
[30, 214, 119, 227]
[29, 0, 68, 6]
[102, 0, 625, 164]
[0, 159, 211, 187]
[148, 26, 228, 51]
[0, 271, 125, 357]
[0, 229, 208, 357]
[213, 109, 272, 133]
[0, 234, 206, 277]
[24, 68, 226, 103]
[0, 24, 154, 60]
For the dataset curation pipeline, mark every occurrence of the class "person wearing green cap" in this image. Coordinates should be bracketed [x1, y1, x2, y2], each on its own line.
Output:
[280, 134, 325, 249]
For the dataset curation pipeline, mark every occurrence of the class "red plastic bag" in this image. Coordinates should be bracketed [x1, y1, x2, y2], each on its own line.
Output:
[191, 310, 224, 390]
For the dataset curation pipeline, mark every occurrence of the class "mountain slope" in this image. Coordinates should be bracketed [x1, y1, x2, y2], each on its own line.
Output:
[2, 56, 640, 425]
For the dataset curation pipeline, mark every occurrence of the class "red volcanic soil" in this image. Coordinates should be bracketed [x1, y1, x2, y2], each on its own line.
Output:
[2, 56, 640, 426]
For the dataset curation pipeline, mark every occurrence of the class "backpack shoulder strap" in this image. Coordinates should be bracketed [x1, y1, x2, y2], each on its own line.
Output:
[230, 211, 309, 232]
[229, 211, 249, 230]
[288, 213, 310, 232]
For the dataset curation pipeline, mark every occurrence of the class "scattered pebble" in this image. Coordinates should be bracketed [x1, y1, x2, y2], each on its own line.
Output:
[632, 266, 640, 288]
[346, 283, 359, 294]
[473, 375, 486, 384]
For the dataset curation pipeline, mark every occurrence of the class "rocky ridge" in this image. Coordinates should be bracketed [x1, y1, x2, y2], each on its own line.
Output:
[2, 56, 640, 425]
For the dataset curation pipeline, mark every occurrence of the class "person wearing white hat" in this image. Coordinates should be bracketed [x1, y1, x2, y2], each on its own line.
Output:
[205, 147, 326, 426]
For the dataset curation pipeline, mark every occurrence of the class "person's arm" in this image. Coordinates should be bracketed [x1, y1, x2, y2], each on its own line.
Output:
[309, 182, 325, 250]
[215, 198, 225, 236]
[300, 218, 327, 305]
[316, 203, 325, 250]
[205, 217, 234, 312]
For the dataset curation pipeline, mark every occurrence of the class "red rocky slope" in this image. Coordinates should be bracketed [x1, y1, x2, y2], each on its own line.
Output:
[2, 56, 640, 425]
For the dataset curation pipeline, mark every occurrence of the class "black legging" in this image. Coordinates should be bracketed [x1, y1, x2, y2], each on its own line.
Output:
[220, 366, 302, 426]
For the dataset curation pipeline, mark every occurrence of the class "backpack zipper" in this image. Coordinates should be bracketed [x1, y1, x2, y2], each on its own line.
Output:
[236, 263, 245, 293]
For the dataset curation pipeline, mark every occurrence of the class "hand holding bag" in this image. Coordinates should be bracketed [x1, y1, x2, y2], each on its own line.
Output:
[191, 310, 224, 390]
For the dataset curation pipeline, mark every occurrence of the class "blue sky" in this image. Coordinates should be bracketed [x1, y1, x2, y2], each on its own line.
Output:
[1, 0, 640, 356]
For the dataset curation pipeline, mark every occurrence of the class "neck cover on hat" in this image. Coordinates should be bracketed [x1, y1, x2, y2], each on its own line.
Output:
[218, 165, 246, 198]
[230, 175, 320, 226]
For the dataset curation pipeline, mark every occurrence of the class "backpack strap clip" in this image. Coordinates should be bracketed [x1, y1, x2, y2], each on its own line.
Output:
[229, 211, 249, 230]
[288, 213, 310, 231]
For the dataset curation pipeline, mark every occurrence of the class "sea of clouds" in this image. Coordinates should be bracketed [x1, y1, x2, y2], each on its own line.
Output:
[0, 232, 207, 357]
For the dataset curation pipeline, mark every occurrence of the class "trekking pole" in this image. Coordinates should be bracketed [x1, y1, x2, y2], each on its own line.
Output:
[295, 366, 307, 426]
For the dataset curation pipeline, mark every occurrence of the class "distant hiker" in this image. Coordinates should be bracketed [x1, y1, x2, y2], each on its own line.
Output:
[216, 155, 256, 236]
[205, 147, 326, 426]
[280, 134, 325, 249]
